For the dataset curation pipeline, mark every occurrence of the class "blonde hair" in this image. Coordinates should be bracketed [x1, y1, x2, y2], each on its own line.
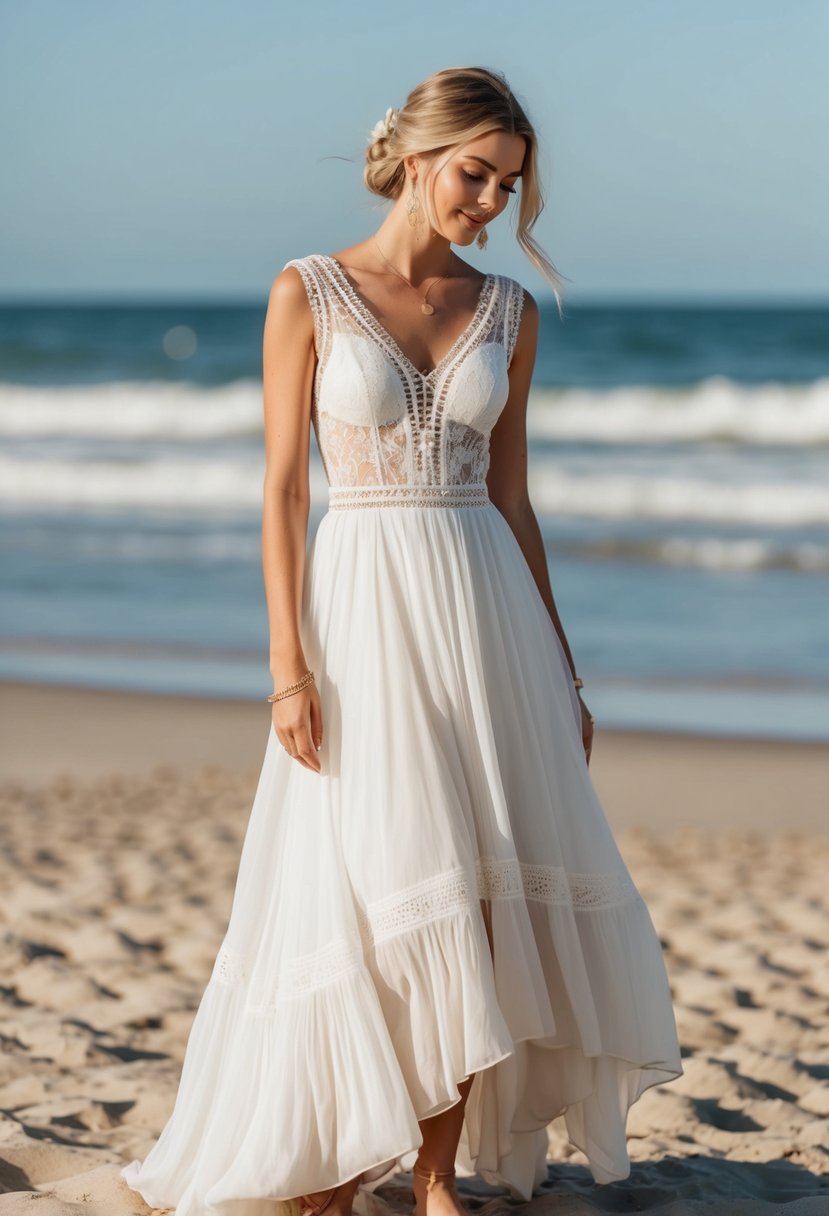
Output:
[364, 66, 567, 315]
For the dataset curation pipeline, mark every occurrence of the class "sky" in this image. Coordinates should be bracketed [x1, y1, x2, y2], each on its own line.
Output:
[2, 0, 827, 303]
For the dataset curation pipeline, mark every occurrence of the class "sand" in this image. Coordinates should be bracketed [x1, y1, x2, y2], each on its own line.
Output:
[0, 680, 827, 1213]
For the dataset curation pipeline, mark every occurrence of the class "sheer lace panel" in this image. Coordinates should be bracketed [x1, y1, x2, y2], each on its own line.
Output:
[282, 254, 526, 500]
[444, 420, 491, 488]
[316, 414, 385, 487]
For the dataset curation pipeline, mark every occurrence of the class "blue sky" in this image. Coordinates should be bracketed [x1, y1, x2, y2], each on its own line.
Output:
[2, 0, 827, 302]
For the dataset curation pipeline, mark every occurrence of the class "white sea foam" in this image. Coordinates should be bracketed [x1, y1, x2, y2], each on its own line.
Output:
[0, 454, 332, 511]
[527, 376, 829, 446]
[0, 455, 266, 509]
[0, 380, 264, 439]
[2, 375, 828, 445]
[1, 450, 826, 527]
[527, 466, 829, 526]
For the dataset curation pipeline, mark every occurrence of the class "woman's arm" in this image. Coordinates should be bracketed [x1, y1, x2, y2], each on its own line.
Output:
[486, 290, 579, 676]
[487, 289, 594, 762]
[260, 265, 323, 771]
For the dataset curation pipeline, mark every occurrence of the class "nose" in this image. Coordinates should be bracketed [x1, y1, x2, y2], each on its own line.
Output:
[477, 183, 499, 212]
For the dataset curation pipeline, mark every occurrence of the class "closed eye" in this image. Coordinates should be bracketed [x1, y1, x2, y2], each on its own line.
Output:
[462, 168, 517, 195]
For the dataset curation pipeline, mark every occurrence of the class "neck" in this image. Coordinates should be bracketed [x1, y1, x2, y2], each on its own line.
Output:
[372, 213, 455, 285]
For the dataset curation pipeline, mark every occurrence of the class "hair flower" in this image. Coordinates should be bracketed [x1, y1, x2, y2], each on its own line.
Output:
[369, 106, 398, 143]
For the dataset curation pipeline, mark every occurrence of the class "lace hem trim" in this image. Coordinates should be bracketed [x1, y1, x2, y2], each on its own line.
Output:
[212, 858, 641, 997]
[327, 483, 491, 509]
[477, 857, 639, 910]
[359, 859, 639, 945]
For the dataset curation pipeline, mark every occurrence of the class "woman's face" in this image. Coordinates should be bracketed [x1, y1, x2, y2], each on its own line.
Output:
[416, 130, 527, 245]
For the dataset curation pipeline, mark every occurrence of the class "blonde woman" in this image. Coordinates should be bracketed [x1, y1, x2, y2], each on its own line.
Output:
[121, 65, 682, 1216]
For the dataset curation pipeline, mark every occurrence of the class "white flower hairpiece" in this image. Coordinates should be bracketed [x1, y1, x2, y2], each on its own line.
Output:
[369, 106, 398, 144]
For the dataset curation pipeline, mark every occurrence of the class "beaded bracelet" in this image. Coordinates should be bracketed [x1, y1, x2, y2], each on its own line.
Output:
[266, 669, 315, 703]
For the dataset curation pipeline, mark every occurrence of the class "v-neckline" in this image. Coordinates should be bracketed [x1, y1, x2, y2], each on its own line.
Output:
[321, 253, 496, 382]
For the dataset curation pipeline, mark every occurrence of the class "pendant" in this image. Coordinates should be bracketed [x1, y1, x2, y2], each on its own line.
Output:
[421, 301, 435, 315]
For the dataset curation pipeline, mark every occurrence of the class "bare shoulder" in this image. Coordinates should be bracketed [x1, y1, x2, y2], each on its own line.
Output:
[268, 260, 310, 306]
[263, 263, 316, 356]
[265, 262, 315, 327]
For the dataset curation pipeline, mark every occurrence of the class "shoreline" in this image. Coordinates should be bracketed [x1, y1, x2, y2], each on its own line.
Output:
[2, 679, 825, 836]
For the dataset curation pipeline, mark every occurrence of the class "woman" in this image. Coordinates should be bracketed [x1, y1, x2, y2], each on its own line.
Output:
[121, 65, 683, 1216]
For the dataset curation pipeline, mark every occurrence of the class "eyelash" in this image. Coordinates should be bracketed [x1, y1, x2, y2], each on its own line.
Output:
[462, 169, 517, 195]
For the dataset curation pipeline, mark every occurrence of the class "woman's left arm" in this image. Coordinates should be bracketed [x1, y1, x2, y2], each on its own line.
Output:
[486, 287, 595, 761]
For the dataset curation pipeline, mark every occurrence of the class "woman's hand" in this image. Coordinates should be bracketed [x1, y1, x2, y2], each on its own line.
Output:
[272, 682, 324, 774]
[578, 692, 595, 766]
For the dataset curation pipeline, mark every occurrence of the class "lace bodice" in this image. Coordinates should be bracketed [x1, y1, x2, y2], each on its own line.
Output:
[283, 254, 525, 497]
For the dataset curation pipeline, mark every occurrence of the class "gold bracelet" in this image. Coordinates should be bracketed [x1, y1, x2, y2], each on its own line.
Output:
[266, 670, 315, 703]
[573, 676, 584, 689]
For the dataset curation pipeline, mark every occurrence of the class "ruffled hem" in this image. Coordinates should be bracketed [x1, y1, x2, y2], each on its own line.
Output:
[121, 885, 682, 1214]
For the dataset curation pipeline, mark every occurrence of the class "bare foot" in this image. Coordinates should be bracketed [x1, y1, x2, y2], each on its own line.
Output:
[412, 1168, 466, 1216]
[300, 1172, 362, 1216]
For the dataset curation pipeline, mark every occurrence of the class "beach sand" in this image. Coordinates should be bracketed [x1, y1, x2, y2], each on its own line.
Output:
[0, 680, 827, 1213]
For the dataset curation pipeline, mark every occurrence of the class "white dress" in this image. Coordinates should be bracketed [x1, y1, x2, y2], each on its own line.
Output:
[121, 253, 683, 1215]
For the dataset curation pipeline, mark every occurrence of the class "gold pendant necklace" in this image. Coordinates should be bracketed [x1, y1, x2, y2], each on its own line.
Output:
[372, 236, 453, 315]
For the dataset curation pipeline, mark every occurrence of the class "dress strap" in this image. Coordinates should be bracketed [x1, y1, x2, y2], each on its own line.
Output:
[281, 255, 331, 365]
[503, 277, 527, 367]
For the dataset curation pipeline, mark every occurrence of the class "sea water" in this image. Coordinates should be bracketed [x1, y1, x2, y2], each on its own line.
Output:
[1, 298, 827, 741]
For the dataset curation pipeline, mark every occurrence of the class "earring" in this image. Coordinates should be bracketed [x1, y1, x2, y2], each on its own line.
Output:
[406, 180, 422, 228]
[476, 227, 488, 250]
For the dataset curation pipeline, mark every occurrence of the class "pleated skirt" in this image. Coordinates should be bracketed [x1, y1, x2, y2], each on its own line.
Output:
[121, 493, 683, 1215]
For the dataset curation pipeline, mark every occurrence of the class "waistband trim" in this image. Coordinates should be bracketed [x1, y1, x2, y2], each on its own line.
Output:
[327, 484, 491, 510]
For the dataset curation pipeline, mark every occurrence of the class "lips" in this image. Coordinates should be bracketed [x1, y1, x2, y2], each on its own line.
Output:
[461, 211, 486, 226]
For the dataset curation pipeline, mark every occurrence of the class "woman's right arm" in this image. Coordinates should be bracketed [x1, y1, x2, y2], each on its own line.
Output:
[261, 265, 323, 773]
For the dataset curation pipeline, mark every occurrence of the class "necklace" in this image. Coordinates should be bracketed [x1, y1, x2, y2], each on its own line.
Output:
[372, 236, 453, 316]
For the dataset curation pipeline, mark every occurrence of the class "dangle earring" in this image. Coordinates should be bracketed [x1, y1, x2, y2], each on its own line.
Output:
[476, 227, 488, 250]
[406, 180, 422, 228]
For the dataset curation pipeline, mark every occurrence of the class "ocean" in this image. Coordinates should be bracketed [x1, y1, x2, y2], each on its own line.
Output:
[1, 296, 827, 742]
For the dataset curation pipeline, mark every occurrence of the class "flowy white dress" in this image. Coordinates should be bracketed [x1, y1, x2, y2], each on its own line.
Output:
[121, 253, 683, 1215]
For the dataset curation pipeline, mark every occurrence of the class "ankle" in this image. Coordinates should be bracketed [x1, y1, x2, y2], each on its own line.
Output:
[412, 1160, 457, 1190]
[412, 1162, 462, 1216]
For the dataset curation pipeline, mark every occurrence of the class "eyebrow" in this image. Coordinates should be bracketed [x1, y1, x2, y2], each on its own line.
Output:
[465, 155, 523, 178]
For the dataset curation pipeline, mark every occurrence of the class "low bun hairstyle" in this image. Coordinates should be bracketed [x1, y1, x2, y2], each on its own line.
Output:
[363, 66, 566, 313]
[364, 106, 405, 200]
